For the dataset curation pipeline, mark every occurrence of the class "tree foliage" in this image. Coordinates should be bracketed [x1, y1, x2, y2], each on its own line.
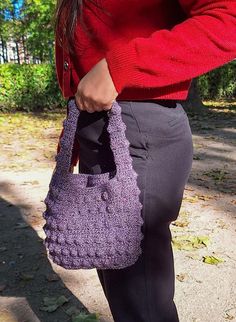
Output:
[21, 0, 56, 62]
[0, 0, 13, 62]
[0, 0, 56, 63]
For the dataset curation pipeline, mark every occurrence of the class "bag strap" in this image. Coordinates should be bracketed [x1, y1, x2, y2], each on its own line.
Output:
[55, 98, 133, 176]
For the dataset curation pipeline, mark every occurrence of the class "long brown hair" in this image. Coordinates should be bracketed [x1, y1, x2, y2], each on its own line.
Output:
[54, 0, 109, 55]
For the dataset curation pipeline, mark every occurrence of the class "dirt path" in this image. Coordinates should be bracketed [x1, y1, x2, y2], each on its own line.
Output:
[0, 102, 235, 322]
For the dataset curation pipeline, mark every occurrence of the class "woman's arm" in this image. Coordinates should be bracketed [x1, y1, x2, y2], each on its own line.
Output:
[105, 0, 236, 94]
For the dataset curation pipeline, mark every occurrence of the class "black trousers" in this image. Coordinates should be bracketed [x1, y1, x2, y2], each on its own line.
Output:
[75, 99, 193, 322]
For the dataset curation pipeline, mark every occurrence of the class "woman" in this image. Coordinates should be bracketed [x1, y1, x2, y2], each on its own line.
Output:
[54, 1, 236, 321]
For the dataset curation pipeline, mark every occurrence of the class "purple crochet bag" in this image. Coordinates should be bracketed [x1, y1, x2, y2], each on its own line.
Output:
[42, 98, 144, 270]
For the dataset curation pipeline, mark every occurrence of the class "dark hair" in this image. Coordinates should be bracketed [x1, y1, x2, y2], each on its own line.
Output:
[54, 0, 110, 55]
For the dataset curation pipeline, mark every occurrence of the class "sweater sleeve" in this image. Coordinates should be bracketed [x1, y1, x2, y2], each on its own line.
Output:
[105, 0, 236, 94]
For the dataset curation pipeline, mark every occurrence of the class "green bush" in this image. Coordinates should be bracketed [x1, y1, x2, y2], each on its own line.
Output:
[198, 60, 236, 100]
[0, 60, 235, 112]
[0, 63, 66, 112]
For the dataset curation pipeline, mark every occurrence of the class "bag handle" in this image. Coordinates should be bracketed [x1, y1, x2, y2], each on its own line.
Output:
[55, 98, 133, 176]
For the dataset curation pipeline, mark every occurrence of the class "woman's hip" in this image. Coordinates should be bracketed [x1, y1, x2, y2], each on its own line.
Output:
[74, 99, 193, 173]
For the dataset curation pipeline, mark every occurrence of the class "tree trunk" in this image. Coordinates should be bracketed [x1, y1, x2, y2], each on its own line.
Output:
[22, 35, 27, 63]
[178, 78, 206, 113]
[0, 37, 5, 62]
[0, 37, 8, 63]
[5, 42, 8, 63]
[15, 41, 20, 64]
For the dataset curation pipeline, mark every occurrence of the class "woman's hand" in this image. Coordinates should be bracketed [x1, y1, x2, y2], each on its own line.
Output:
[75, 58, 118, 113]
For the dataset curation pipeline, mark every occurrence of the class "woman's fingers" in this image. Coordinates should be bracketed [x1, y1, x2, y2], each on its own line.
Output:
[84, 97, 104, 113]
[75, 94, 84, 111]
[75, 92, 113, 113]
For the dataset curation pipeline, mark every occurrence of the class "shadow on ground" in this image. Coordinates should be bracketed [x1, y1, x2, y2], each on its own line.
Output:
[184, 102, 235, 196]
[0, 181, 90, 322]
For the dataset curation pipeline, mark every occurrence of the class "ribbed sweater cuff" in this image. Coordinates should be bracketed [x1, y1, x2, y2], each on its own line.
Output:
[105, 42, 137, 94]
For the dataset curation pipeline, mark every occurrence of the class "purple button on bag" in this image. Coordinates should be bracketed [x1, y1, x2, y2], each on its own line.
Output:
[42, 98, 144, 270]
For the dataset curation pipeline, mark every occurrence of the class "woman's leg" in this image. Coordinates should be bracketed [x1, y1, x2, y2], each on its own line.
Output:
[75, 100, 193, 322]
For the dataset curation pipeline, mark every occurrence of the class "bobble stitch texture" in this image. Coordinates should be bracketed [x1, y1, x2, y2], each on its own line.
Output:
[42, 99, 144, 270]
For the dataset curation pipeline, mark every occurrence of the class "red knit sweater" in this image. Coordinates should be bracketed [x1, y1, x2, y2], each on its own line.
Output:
[55, 0, 236, 166]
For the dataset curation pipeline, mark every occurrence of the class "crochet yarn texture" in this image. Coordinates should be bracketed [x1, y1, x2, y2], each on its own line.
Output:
[42, 98, 144, 269]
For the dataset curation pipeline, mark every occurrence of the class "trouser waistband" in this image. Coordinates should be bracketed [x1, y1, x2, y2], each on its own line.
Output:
[129, 99, 177, 108]
[68, 97, 177, 108]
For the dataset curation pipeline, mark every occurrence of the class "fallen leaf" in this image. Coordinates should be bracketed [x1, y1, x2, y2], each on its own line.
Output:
[193, 143, 204, 149]
[184, 187, 195, 191]
[196, 194, 213, 201]
[183, 196, 199, 203]
[202, 255, 224, 265]
[172, 235, 210, 251]
[40, 295, 69, 313]
[224, 307, 236, 320]
[224, 313, 235, 320]
[171, 220, 189, 228]
[176, 273, 189, 282]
